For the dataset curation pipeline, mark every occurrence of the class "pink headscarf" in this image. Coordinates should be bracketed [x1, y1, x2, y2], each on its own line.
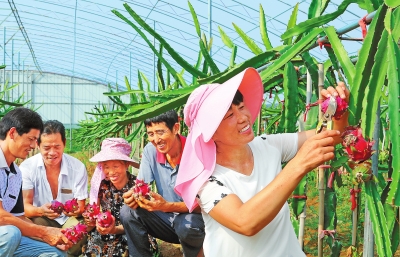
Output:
[89, 138, 139, 204]
[175, 68, 264, 212]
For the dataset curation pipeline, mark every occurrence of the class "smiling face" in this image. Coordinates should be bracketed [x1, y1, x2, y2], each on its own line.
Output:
[212, 102, 254, 147]
[38, 132, 66, 168]
[146, 121, 180, 155]
[101, 160, 129, 189]
[9, 127, 41, 159]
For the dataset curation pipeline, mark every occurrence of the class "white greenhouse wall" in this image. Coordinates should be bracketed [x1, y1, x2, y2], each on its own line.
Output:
[1, 70, 129, 128]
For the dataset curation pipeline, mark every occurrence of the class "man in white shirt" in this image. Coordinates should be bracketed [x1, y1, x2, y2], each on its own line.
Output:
[19, 120, 88, 257]
[0, 107, 71, 257]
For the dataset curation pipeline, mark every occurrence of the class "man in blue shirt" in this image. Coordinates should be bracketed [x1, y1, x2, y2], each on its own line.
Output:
[121, 110, 204, 257]
[0, 107, 71, 257]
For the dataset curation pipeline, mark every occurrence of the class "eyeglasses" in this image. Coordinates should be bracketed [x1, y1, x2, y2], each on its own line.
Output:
[146, 129, 168, 139]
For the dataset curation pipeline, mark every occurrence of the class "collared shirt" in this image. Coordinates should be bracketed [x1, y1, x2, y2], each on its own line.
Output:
[0, 148, 24, 216]
[20, 153, 88, 224]
[138, 135, 186, 203]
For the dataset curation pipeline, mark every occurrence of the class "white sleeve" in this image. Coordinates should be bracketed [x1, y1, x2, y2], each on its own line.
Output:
[20, 161, 34, 190]
[73, 162, 89, 200]
[197, 176, 232, 213]
[259, 133, 298, 162]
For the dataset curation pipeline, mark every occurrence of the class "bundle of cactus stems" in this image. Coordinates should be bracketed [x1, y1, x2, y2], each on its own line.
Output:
[74, 1, 399, 256]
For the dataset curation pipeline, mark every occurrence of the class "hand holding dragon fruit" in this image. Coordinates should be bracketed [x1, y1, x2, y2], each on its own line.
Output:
[63, 198, 79, 213]
[96, 210, 114, 228]
[131, 179, 152, 200]
[321, 95, 348, 120]
[82, 202, 101, 223]
[62, 223, 87, 244]
[50, 200, 64, 214]
[341, 125, 374, 163]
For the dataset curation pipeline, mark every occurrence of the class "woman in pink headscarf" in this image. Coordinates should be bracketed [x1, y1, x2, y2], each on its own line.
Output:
[83, 138, 157, 257]
[175, 68, 350, 256]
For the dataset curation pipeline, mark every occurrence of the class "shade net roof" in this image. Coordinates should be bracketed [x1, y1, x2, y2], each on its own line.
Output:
[0, 0, 367, 90]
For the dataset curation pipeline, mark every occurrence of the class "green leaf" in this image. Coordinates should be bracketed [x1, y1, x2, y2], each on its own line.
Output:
[114, 4, 206, 78]
[199, 36, 220, 74]
[259, 4, 273, 50]
[385, 0, 400, 7]
[324, 26, 355, 85]
[218, 26, 234, 49]
[284, 3, 299, 45]
[386, 31, 400, 207]
[281, 0, 361, 40]
[261, 28, 323, 80]
[188, 1, 201, 37]
[232, 23, 263, 55]
[282, 62, 299, 133]
[308, 0, 331, 18]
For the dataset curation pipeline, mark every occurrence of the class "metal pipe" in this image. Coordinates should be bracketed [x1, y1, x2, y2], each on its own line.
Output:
[317, 63, 325, 257]
[208, 0, 212, 56]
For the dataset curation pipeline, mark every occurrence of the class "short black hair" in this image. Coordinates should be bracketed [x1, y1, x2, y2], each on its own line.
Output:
[232, 90, 244, 105]
[144, 109, 178, 131]
[0, 107, 43, 140]
[38, 120, 66, 145]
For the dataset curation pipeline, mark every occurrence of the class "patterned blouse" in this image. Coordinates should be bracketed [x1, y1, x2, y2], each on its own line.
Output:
[83, 172, 135, 257]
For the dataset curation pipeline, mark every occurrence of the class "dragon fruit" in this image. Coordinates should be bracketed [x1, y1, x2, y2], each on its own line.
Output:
[96, 210, 114, 228]
[82, 202, 101, 222]
[321, 95, 348, 120]
[62, 223, 87, 244]
[50, 200, 64, 214]
[64, 198, 79, 213]
[341, 125, 374, 163]
[131, 179, 151, 199]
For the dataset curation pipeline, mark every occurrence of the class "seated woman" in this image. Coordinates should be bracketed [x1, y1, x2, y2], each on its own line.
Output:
[83, 138, 157, 257]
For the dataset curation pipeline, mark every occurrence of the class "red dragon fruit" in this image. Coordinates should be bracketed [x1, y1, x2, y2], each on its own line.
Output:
[82, 202, 101, 222]
[96, 210, 114, 228]
[50, 200, 64, 214]
[341, 125, 374, 163]
[131, 179, 151, 199]
[62, 223, 87, 244]
[63, 198, 79, 213]
[321, 96, 348, 120]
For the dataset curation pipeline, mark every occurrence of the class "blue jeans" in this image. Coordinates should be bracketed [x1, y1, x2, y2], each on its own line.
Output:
[120, 205, 204, 257]
[0, 225, 66, 257]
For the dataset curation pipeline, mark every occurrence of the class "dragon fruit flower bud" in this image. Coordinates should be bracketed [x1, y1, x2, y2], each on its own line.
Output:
[64, 198, 79, 213]
[351, 161, 373, 185]
[341, 125, 374, 163]
[50, 200, 64, 214]
[83, 202, 101, 221]
[96, 211, 114, 228]
[321, 96, 348, 120]
[131, 179, 151, 199]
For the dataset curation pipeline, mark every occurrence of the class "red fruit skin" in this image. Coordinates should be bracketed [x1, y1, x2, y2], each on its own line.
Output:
[74, 223, 88, 236]
[82, 203, 101, 222]
[132, 179, 151, 199]
[50, 200, 64, 214]
[341, 126, 374, 163]
[96, 211, 114, 228]
[64, 198, 79, 213]
[321, 96, 348, 120]
[63, 227, 80, 244]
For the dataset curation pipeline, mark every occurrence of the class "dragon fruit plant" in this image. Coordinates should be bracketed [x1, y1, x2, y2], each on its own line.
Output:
[131, 179, 152, 199]
[321, 95, 348, 120]
[50, 200, 64, 214]
[62, 223, 88, 244]
[96, 210, 114, 228]
[64, 198, 79, 213]
[341, 125, 374, 163]
[82, 202, 101, 222]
